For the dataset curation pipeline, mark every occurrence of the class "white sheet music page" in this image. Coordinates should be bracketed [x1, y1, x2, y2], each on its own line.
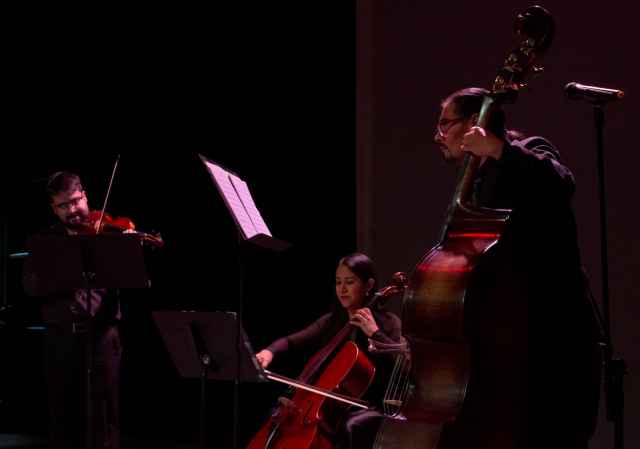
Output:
[203, 160, 257, 239]
[228, 174, 272, 237]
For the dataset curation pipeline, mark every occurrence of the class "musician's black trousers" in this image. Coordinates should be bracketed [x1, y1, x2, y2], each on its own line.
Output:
[44, 324, 122, 449]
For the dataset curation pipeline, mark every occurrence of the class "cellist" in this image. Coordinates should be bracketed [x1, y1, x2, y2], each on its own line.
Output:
[253, 252, 403, 449]
[431, 87, 602, 449]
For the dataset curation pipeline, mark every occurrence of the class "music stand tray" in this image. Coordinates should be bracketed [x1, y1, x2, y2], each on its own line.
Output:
[153, 310, 265, 448]
[26, 233, 149, 295]
[152, 310, 264, 382]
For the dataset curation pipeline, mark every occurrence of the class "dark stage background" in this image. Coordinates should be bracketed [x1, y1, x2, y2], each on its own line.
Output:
[1, 1, 638, 448]
[0, 4, 354, 449]
[357, 1, 638, 448]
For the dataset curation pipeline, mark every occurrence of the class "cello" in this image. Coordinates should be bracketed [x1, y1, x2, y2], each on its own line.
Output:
[247, 273, 407, 449]
[372, 6, 555, 449]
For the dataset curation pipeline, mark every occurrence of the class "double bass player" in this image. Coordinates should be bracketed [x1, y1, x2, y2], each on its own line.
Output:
[428, 87, 602, 449]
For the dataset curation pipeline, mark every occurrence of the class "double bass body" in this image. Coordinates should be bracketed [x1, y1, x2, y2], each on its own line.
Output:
[375, 207, 509, 449]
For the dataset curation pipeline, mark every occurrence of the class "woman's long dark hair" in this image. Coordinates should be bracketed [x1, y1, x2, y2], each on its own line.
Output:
[338, 252, 378, 301]
[324, 252, 379, 338]
[443, 87, 525, 142]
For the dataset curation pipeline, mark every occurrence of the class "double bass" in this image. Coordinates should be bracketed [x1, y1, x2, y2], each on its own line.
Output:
[247, 273, 407, 449]
[373, 6, 555, 449]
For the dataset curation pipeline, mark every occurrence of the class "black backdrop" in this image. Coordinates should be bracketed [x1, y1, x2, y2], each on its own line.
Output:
[1, 4, 354, 448]
[356, 2, 639, 448]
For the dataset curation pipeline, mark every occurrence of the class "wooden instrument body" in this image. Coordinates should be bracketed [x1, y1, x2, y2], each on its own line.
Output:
[247, 341, 375, 449]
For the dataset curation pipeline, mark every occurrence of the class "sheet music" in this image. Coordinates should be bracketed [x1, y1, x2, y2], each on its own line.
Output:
[202, 158, 271, 239]
[203, 160, 256, 239]
[228, 174, 272, 237]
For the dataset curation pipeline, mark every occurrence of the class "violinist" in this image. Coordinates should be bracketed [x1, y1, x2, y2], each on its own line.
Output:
[253, 253, 403, 449]
[22, 171, 126, 449]
[432, 87, 602, 449]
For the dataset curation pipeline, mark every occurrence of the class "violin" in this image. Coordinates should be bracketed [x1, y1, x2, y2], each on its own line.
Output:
[77, 210, 164, 248]
[74, 155, 164, 248]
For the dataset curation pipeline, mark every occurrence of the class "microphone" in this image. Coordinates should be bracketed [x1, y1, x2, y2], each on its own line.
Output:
[564, 82, 624, 103]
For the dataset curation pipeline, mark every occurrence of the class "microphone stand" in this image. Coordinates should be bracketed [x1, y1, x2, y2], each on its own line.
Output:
[593, 102, 627, 449]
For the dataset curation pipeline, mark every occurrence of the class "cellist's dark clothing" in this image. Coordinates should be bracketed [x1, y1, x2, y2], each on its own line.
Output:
[23, 223, 122, 449]
[266, 306, 402, 448]
[439, 137, 602, 449]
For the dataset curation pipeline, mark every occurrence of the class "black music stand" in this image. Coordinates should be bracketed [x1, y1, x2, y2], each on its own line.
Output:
[152, 310, 265, 449]
[26, 233, 149, 449]
[198, 154, 290, 252]
[198, 154, 289, 449]
[26, 233, 149, 296]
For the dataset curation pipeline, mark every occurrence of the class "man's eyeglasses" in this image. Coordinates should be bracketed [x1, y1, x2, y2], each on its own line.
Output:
[436, 117, 465, 137]
[53, 194, 85, 211]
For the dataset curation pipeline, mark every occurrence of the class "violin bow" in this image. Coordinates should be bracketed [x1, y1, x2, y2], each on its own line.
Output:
[96, 154, 121, 232]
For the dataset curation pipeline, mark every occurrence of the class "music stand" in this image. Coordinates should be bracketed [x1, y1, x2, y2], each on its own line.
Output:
[152, 310, 265, 448]
[197, 155, 289, 252]
[27, 233, 149, 294]
[26, 233, 149, 449]
[198, 155, 289, 449]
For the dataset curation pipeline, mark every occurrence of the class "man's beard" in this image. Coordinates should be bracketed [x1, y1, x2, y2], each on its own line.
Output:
[65, 211, 89, 229]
